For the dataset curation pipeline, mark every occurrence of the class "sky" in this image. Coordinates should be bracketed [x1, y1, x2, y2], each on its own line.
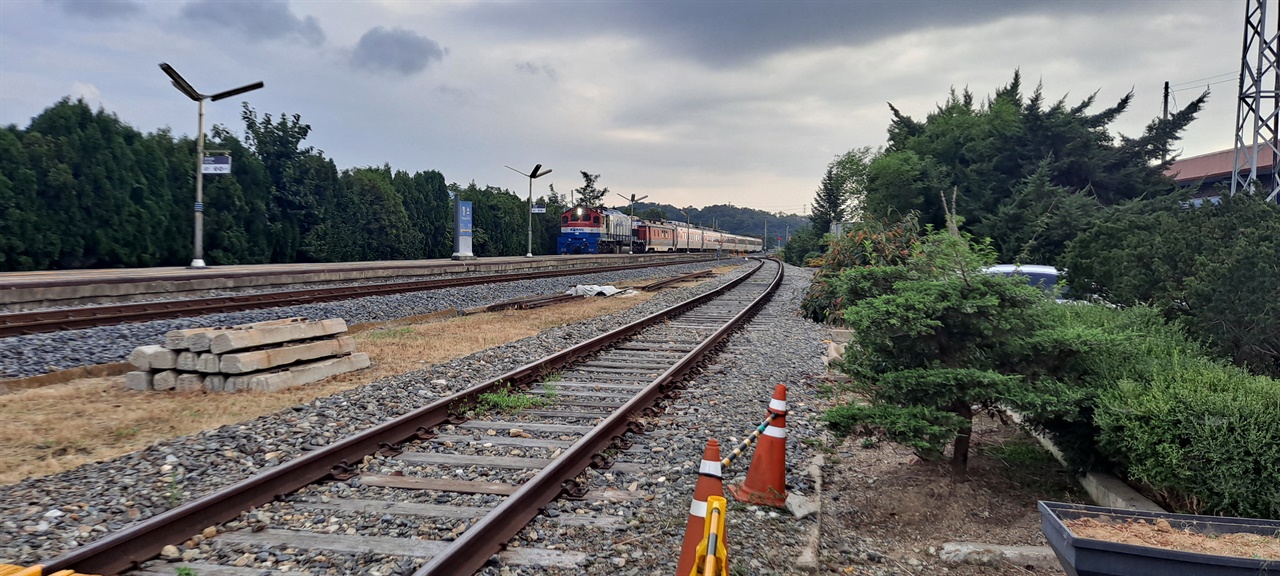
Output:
[0, 0, 1250, 214]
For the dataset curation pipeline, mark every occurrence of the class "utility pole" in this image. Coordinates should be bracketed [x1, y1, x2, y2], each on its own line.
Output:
[764, 220, 768, 251]
[1231, 0, 1280, 202]
[1162, 80, 1170, 163]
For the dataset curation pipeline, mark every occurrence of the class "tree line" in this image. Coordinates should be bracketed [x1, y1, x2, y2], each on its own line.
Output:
[0, 98, 802, 271]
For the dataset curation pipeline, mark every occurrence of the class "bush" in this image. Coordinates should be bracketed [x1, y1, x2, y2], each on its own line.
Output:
[1063, 193, 1280, 377]
[1014, 303, 1203, 472]
[1095, 357, 1280, 518]
[800, 215, 921, 323]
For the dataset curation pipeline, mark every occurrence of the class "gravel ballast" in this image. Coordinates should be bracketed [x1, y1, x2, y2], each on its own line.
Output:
[0, 260, 730, 379]
[0, 262, 830, 575]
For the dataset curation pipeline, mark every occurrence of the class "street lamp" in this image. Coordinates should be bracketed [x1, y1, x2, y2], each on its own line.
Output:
[614, 192, 649, 218]
[614, 193, 648, 254]
[678, 208, 691, 253]
[160, 63, 263, 268]
[505, 163, 552, 258]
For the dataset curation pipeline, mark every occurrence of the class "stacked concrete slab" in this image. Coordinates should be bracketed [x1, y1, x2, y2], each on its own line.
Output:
[125, 317, 370, 393]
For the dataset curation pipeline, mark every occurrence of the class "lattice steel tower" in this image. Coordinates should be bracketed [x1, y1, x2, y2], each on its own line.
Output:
[1231, 0, 1280, 202]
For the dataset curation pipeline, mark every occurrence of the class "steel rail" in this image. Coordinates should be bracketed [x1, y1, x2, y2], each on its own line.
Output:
[41, 259, 768, 575]
[415, 259, 783, 575]
[0, 258, 716, 338]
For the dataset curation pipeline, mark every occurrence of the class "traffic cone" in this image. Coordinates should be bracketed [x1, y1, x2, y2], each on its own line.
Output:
[728, 384, 788, 507]
[676, 438, 724, 576]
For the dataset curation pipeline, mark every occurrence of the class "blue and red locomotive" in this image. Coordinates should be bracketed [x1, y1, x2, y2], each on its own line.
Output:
[557, 206, 763, 254]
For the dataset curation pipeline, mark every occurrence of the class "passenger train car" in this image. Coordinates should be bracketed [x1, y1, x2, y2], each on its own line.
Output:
[558, 206, 763, 254]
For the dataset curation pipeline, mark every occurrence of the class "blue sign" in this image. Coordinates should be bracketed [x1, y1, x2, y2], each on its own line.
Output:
[457, 200, 473, 238]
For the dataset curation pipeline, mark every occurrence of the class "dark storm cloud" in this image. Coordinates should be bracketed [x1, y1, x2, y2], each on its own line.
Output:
[48, 0, 142, 20]
[455, 1, 1149, 68]
[350, 27, 446, 76]
[180, 0, 324, 46]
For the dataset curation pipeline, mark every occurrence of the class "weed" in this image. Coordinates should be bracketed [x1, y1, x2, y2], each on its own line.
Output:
[111, 425, 140, 442]
[167, 468, 182, 508]
[860, 437, 877, 449]
[477, 386, 550, 414]
[544, 371, 563, 383]
[176, 568, 196, 576]
[542, 381, 560, 400]
[802, 437, 836, 454]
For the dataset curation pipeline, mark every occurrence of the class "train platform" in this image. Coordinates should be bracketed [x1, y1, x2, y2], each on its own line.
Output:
[0, 253, 706, 312]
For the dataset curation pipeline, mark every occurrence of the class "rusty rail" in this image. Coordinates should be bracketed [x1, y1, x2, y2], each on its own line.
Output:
[41, 259, 775, 575]
[0, 258, 716, 338]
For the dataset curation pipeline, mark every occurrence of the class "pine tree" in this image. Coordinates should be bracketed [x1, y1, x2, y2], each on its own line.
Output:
[810, 165, 844, 235]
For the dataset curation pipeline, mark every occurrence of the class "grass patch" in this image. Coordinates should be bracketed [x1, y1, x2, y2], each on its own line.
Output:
[477, 386, 551, 414]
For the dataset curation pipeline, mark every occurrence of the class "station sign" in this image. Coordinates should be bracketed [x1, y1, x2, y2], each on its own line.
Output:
[531, 204, 546, 214]
[202, 154, 231, 174]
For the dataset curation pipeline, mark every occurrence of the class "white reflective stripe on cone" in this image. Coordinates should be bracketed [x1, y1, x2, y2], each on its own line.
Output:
[699, 459, 722, 477]
[764, 425, 787, 438]
[769, 399, 787, 412]
[689, 499, 708, 517]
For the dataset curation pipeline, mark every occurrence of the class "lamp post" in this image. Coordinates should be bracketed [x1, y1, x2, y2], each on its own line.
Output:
[160, 63, 263, 269]
[614, 193, 648, 254]
[505, 163, 552, 258]
[679, 208, 691, 253]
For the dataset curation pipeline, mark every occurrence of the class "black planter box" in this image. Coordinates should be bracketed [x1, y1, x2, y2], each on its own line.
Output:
[1039, 501, 1280, 576]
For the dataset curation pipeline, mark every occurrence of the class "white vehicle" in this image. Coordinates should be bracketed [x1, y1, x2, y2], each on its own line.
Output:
[982, 264, 1069, 300]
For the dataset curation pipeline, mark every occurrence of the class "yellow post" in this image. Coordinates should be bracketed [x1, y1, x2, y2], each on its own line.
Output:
[688, 495, 729, 575]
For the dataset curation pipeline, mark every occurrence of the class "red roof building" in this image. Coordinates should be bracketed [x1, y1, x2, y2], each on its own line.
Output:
[1165, 146, 1276, 190]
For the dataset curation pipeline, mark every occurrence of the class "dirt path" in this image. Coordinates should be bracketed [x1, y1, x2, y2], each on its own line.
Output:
[815, 412, 1084, 574]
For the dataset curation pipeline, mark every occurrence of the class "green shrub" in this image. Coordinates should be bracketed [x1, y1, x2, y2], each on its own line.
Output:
[1095, 357, 1280, 518]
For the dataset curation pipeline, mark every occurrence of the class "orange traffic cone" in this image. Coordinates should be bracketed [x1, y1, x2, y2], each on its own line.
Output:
[729, 384, 788, 507]
[676, 438, 724, 576]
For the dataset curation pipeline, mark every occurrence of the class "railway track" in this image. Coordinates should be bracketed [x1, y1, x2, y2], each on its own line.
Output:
[35, 258, 782, 576]
[0, 259, 716, 339]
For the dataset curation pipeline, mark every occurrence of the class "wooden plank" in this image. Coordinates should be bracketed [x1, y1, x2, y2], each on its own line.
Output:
[529, 388, 635, 399]
[131, 563, 281, 576]
[457, 420, 593, 434]
[216, 529, 591, 567]
[521, 409, 611, 419]
[559, 372, 652, 382]
[574, 366, 664, 374]
[394, 452, 551, 470]
[294, 498, 624, 529]
[358, 475, 645, 500]
[390, 452, 644, 473]
[359, 475, 518, 494]
[434, 433, 573, 449]
[579, 361, 673, 370]
[545, 381, 646, 390]
[549, 399, 627, 409]
[296, 498, 490, 520]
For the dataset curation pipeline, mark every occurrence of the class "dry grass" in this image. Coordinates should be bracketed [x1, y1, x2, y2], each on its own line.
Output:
[0, 280, 703, 486]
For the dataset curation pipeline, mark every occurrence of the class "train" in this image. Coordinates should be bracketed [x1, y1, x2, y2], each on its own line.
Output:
[557, 206, 764, 254]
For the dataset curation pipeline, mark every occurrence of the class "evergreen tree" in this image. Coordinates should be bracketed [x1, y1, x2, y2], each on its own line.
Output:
[810, 165, 843, 235]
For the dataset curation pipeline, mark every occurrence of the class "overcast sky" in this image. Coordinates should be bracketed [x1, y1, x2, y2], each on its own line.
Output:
[0, 0, 1248, 214]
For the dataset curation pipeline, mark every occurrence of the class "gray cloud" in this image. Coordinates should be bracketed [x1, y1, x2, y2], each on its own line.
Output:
[516, 61, 557, 81]
[351, 27, 445, 75]
[456, 1, 1151, 68]
[181, 0, 324, 46]
[48, 0, 142, 19]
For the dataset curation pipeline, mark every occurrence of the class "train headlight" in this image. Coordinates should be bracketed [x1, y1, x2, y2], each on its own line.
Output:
[576, 207, 583, 217]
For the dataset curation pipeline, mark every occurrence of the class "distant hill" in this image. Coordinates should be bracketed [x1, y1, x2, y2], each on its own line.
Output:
[608, 202, 810, 249]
